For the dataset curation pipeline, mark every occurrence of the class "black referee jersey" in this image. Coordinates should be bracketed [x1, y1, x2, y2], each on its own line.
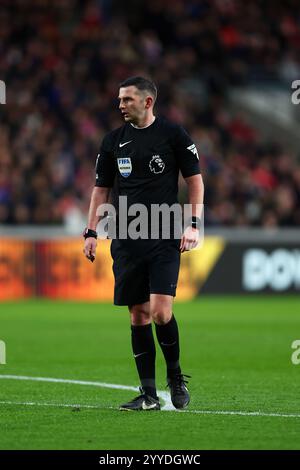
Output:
[95, 116, 201, 210]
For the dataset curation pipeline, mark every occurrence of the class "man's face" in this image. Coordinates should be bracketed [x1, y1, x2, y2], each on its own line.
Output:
[118, 86, 148, 123]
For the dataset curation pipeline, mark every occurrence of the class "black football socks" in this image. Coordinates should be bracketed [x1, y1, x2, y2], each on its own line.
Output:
[155, 314, 181, 378]
[131, 324, 157, 398]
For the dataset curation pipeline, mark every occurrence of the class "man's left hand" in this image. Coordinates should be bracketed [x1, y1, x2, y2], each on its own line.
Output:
[180, 226, 199, 252]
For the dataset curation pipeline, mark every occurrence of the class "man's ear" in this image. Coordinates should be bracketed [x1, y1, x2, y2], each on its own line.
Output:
[145, 96, 153, 109]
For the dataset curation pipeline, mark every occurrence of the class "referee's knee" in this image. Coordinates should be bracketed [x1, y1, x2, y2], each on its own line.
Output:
[129, 303, 151, 326]
[151, 309, 172, 326]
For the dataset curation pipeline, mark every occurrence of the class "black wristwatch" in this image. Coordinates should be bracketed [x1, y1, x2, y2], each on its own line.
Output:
[189, 216, 201, 230]
[83, 228, 98, 239]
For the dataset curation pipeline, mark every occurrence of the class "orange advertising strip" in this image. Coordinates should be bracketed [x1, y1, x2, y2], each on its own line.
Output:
[0, 239, 36, 300]
[37, 239, 114, 301]
[0, 238, 224, 302]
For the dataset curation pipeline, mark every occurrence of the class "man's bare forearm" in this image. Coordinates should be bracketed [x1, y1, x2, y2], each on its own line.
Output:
[87, 186, 111, 231]
[185, 174, 204, 217]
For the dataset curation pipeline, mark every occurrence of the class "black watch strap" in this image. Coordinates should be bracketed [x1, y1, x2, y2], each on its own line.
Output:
[83, 228, 98, 239]
[189, 216, 201, 229]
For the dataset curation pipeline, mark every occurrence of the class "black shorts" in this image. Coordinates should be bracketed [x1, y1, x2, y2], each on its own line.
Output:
[110, 238, 181, 306]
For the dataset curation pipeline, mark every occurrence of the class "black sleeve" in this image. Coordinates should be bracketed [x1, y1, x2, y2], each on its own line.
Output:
[95, 134, 116, 187]
[172, 125, 201, 178]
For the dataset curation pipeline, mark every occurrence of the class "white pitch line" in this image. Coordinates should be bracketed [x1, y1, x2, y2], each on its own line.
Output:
[177, 409, 300, 419]
[0, 374, 173, 411]
[0, 374, 299, 418]
[0, 400, 101, 409]
[0, 400, 299, 418]
[0, 374, 138, 391]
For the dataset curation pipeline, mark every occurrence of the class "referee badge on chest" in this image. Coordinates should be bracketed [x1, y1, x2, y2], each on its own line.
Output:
[117, 157, 132, 177]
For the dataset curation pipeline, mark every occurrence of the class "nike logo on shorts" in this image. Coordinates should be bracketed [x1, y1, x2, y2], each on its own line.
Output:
[119, 140, 132, 147]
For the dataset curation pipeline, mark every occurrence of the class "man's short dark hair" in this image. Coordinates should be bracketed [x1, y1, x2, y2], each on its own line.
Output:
[119, 76, 157, 101]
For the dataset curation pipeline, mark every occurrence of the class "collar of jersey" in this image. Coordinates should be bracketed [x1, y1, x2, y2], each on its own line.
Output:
[130, 117, 156, 129]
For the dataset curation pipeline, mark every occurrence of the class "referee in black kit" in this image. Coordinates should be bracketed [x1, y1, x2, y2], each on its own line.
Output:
[83, 77, 204, 411]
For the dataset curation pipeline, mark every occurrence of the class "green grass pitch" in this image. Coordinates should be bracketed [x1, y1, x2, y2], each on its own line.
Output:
[0, 296, 300, 450]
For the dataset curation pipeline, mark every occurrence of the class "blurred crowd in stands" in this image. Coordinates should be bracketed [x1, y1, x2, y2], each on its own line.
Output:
[0, 0, 300, 228]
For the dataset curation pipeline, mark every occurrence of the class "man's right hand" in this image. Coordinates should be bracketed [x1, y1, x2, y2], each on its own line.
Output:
[83, 237, 97, 262]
